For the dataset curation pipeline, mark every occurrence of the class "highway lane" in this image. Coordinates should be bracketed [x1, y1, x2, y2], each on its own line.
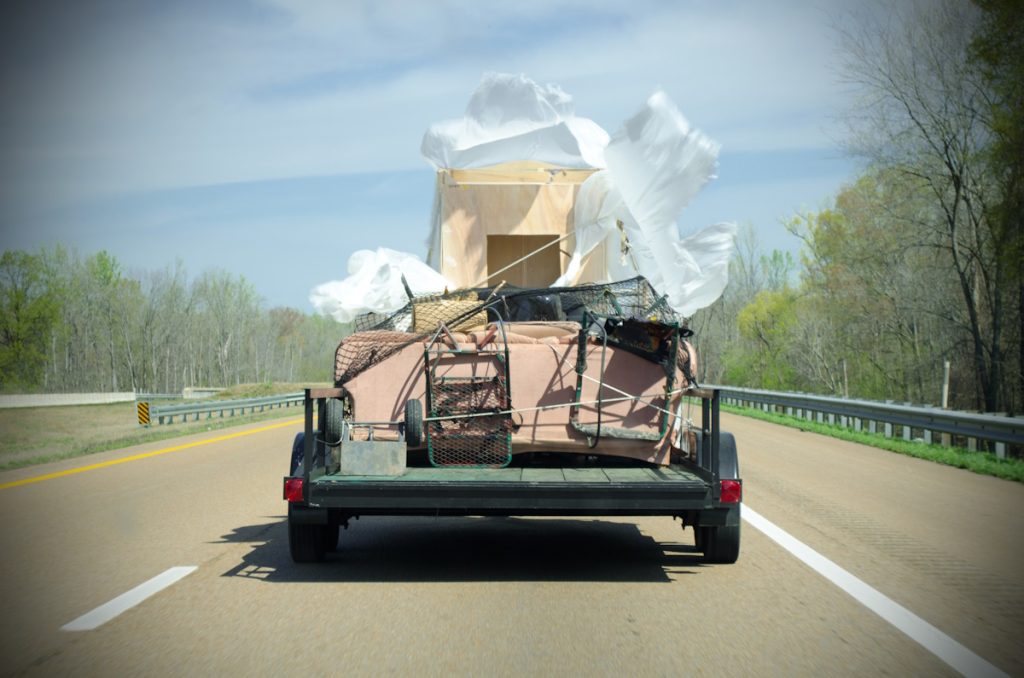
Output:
[733, 415, 1024, 676]
[0, 413, 1019, 676]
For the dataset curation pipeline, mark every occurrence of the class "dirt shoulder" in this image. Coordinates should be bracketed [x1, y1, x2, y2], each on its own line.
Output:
[0, 383, 327, 470]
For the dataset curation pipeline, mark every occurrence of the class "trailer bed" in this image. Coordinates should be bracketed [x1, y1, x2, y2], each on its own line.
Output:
[304, 463, 716, 516]
[317, 465, 703, 484]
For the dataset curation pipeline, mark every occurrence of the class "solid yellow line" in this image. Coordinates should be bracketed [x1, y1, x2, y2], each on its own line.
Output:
[0, 417, 304, 491]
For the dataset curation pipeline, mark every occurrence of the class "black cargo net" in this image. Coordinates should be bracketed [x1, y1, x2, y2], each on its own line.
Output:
[334, 276, 680, 385]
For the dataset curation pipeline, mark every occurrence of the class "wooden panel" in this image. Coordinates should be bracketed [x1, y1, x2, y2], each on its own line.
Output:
[602, 468, 655, 483]
[521, 468, 566, 483]
[328, 465, 701, 484]
[643, 467, 678, 481]
[487, 235, 561, 287]
[562, 468, 611, 483]
[438, 177, 581, 287]
[445, 163, 597, 185]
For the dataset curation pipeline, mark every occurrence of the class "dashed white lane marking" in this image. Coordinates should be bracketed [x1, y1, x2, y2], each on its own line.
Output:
[61, 566, 197, 632]
[742, 505, 1007, 678]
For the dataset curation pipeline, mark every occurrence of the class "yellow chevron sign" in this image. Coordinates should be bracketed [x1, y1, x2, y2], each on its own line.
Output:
[137, 401, 151, 426]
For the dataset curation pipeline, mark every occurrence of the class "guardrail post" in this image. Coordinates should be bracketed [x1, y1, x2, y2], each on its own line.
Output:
[903, 426, 911, 441]
[884, 422, 892, 438]
[995, 442, 1006, 459]
[923, 430, 932, 444]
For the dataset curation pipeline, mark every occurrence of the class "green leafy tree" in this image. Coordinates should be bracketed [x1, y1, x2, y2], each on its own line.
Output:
[971, 0, 1024, 410]
[787, 171, 958, 403]
[689, 224, 794, 385]
[0, 251, 59, 390]
[726, 288, 799, 390]
[840, 0, 1019, 411]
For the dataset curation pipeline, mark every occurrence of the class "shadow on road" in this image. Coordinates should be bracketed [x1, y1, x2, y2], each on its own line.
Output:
[217, 516, 706, 583]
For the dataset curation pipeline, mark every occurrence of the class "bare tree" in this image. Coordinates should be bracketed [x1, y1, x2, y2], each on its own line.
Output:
[840, 0, 1011, 411]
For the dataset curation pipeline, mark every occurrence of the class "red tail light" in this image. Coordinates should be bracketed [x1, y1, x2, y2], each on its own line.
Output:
[284, 477, 304, 503]
[720, 479, 742, 503]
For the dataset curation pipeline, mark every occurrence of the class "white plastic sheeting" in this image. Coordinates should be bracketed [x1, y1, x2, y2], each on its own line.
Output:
[421, 73, 608, 169]
[312, 74, 736, 320]
[555, 92, 737, 316]
[309, 248, 452, 324]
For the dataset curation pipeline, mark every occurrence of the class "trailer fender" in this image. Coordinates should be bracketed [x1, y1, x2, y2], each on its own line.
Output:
[717, 431, 740, 480]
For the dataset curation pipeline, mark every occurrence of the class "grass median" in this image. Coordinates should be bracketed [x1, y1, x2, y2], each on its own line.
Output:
[723, 403, 1024, 483]
[0, 383, 327, 471]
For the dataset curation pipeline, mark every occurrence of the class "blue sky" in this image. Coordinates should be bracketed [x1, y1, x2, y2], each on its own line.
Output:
[0, 0, 861, 310]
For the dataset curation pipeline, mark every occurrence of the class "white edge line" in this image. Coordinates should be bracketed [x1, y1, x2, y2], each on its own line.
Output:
[61, 566, 197, 632]
[741, 505, 1007, 678]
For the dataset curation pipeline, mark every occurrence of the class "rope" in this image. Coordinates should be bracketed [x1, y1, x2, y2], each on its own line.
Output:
[469, 230, 576, 288]
[423, 386, 693, 423]
[577, 372, 678, 418]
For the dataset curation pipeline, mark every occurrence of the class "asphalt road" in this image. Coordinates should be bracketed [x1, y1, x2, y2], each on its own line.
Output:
[0, 413, 1021, 677]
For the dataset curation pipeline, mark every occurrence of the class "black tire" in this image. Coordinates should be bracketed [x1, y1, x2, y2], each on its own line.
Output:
[404, 399, 423, 448]
[324, 398, 344, 446]
[288, 505, 328, 563]
[320, 522, 341, 552]
[699, 522, 741, 564]
[289, 432, 305, 475]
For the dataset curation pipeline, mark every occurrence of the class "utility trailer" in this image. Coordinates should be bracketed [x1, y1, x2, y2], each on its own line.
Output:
[284, 384, 739, 564]
[284, 163, 741, 564]
[283, 282, 742, 565]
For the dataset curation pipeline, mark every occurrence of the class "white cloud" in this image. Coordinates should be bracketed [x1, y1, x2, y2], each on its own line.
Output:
[1, 0, 855, 214]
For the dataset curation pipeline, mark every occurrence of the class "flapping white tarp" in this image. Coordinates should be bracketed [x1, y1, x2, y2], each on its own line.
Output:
[308, 248, 449, 324]
[311, 73, 736, 322]
[554, 91, 737, 315]
[421, 74, 608, 170]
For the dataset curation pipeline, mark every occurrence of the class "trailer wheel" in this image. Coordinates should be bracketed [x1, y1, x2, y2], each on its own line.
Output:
[324, 398, 344, 446]
[288, 505, 328, 563]
[699, 522, 740, 564]
[404, 399, 423, 448]
[289, 432, 305, 475]
[320, 523, 340, 553]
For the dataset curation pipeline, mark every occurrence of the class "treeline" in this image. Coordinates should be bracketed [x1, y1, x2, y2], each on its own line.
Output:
[693, 0, 1023, 414]
[3, 1, 1018, 416]
[0, 246, 347, 394]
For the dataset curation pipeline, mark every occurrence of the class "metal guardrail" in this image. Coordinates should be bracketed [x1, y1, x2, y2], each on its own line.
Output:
[139, 392, 305, 426]
[710, 385, 1024, 459]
